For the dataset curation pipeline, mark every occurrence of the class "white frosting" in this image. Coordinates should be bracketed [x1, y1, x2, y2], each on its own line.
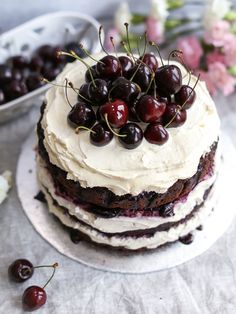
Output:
[37, 148, 220, 234]
[41, 54, 220, 195]
[41, 181, 217, 250]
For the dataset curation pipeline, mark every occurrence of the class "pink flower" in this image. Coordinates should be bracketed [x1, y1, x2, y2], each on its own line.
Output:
[206, 51, 226, 67]
[204, 20, 231, 47]
[177, 36, 203, 70]
[196, 70, 217, 96]
[208, 62, 235, 96]
[105, 28, 120, 52]
[146, 16, 164, 44]
[224, 34, 236, 67]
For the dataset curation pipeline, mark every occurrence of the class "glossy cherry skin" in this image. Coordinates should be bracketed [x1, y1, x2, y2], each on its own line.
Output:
[110, 77, 141, 104]
[26, 73, 45, 91]
[29, 55, 44, 72]
[12, 69, 24, 81]
[22, 286, 47, 311]
[9, 55, 29, 69]
[8, 259, 34, 282]
[155, 65, 182, 96]
[78, 83, 90, 103]
[118, 56, 133, 77]
[163, 103, 187, 128]
[139, 53, 158, 71]
[4, 80, 28, 100]
[136, 95, 166, 123]
[96, 55, 121, 79]
[88, 79, 108, 105]
[85, 65, 99, 83]
[65, 42, 85, 62]
[90, 122, 113, 146]
[118, 123, 143, 149]
[67, 102, 96, 128]
[127, 64, 153, 91]
[0, 89, 5, 105]
[144, 123, 169, 145]
[175, 85, 196, 109]
[0, 65, 12, 84]
[99, 99, 128, 128]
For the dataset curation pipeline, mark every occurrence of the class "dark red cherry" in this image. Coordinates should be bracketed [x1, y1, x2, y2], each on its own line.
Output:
[90, 122, 113, 146]
[0, 65, 12, 84]
[96, 55, 121, 79]
[22, 286, 47, 311]
[118, 123, 143, 149]
[136, 95, 166, 123]
[127, 64, 153, 91]
[118, 56, 133, 77]
[26, 73, 45, 91]
[67, 102, 96, 128]
[144, 123, 169, 145]
[4, 80, 28, 100]
[37, 45, 54, 60]
[42, 64, 62, 81]
[128, 104, 141, 122]
[78, 83, 90, 102]
[99, 99, 128, 128]
[51, 46, 67, 64]
[139, 53, 158, 71]
[155, 65, 182, 96]
[175, 85, 196, 109]
[110, 77, 141, 104]
[163, 103, 187, 128]
[0, 89, 5, 105]
[9, 55, 29, 69]
[8, 259, 34, 282]
[65, 42, 85, 62]
[85, 65, 99, 83]
[12, 68, 23, 81]
[88, 79, 108, 105]
[30, 55, 44, 72]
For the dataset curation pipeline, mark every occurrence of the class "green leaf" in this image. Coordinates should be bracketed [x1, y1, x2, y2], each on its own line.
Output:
[225, 10, 236, 21]
[228, 66, 236, 76]
[167, 0, 184, 10]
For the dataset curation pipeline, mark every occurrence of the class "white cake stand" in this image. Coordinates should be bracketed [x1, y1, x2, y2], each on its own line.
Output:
[16, 132, 236, 274]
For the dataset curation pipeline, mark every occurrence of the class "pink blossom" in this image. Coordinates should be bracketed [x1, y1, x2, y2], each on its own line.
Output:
[105, 28, 120, 52]
[208, 62, 235, 96]
[146, 16, 164, 44]
[224, 34, 236, 66]
[206, 51, 226, 67]
[196, 70, 217, 96]
[177, 36, 203, 70]
[204, 20, 231, 47]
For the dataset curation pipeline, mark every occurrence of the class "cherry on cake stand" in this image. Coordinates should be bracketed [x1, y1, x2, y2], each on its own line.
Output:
[16, 132, 236, 274]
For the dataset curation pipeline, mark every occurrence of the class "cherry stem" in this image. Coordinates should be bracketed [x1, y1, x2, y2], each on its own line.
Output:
[136, 36, 142, 56]
[132, 55, 155, 93]
[68, 81, 92, 104]
[64, 78, 73, 108]
[164, 74, 200, 128]
[99, 25, 109, 55]
[75, 125, 96, 134]
[59, 51, 97, 88]
[124, 23, 135, 62]
[149, 41, 164, 66]
[142, 32, 148, 57]
[42, 78, 77, 89]
[110, 37, 119, 59]
[42, 263, 58, 290]
[78, 44, 104, 64]
[170, 50, 192, 85]
[104, 114, 126, 137]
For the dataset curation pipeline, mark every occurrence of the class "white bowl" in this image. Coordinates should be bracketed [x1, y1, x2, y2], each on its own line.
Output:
[0, 11, 102, 123]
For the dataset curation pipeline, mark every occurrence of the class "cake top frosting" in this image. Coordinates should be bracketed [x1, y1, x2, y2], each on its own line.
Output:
[41, 53, 220, 195]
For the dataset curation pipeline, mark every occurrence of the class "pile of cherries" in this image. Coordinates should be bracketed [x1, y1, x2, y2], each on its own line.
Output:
[67, 48, 197, 149]
[8, 258, 58, 311]
[0, 41, 84, 106]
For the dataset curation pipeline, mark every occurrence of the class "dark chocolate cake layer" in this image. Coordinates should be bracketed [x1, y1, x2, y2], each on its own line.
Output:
[37, 103, 217, 212]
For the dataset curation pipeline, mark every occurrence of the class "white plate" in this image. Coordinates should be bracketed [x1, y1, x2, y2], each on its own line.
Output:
[0, 11, 102, 123]
[16, 132, 236, 274]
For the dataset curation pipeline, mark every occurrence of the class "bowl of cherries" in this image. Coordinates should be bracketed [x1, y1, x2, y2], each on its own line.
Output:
[0, 11, 102, 123]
